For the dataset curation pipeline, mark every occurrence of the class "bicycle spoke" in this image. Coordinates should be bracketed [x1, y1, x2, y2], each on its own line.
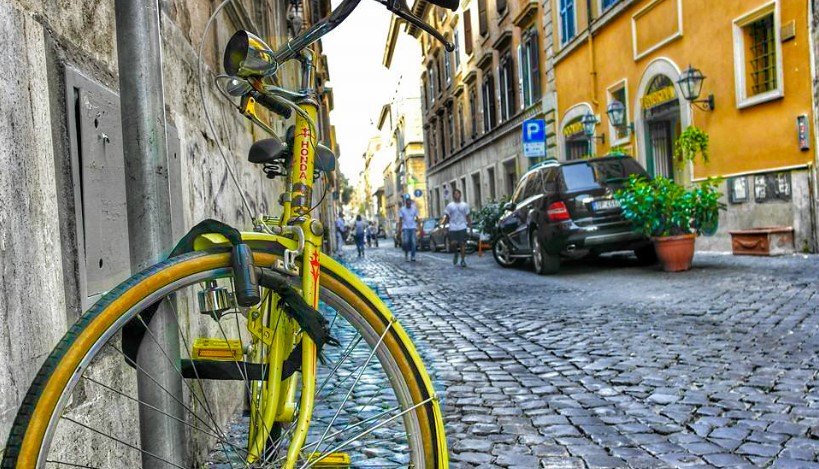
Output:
[45, 461, 104, 468]
[311, 320, 394, 461]
[80, 375, 240, 449]
[303, 396, 434, 469]
[62, 417, 186, 469]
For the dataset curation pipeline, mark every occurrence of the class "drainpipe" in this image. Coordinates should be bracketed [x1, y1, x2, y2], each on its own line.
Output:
[809, 0, 819, 252]
[114, 0, 184, 467]
[586, 0, 599, 108]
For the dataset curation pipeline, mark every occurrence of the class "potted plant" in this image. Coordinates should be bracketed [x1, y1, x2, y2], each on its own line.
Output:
[675, 126, 710, 164]
[614, 175, 722, 272]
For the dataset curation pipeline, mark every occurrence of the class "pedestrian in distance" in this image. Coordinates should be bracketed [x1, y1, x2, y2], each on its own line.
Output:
[397, 194, 419, 262]
[442, 188, 471, 267]
[334, 212, 346, 256]
[366, 221, 378, 248]
[354, 214, 366, 257]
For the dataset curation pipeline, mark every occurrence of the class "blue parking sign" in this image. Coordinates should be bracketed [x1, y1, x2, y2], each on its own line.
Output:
[522, 119, 546, 158]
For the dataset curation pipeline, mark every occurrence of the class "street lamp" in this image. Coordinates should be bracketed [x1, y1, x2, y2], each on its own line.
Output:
[581, 113, 605, 143]
[606, 100, 633, 133]
[677, 65, 715, 111]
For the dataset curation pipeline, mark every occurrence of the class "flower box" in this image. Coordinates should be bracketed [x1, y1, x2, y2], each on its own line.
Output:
[729, 227, 794, 256]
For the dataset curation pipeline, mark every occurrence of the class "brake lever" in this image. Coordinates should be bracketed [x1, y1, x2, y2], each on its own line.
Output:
[386, 0, 454, 52]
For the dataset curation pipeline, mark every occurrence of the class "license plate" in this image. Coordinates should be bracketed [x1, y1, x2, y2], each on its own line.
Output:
[592, 199, 620, 211]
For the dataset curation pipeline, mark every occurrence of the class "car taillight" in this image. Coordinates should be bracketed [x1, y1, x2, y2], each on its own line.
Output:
[547, 201, 571, 222]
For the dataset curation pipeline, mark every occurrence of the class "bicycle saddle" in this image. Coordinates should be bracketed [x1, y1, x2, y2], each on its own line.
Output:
[248, 133, 336, 172]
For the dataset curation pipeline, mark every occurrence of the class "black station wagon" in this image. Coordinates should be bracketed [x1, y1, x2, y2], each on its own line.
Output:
[492, 156, 656, 274]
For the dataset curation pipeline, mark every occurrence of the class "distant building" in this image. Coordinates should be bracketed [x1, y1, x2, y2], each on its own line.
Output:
[393, 0, 558, 216]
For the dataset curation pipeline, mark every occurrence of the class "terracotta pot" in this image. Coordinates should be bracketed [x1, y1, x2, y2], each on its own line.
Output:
[652, 234, 696, 272]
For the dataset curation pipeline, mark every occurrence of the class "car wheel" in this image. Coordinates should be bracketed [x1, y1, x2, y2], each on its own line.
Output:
[634, 244, 658, 265]
[431, 239, 438, 252]
[492, 237, 520, 268]
[532, 234, 560, 275]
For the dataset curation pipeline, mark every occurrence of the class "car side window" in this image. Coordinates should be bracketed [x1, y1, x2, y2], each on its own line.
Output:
[522, 170, 543, 200]
[512, 173, 531, 203]
[542, 168, 559, 194]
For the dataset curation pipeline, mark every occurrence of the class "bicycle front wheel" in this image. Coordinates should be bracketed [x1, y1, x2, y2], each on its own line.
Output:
[2, 247, 446, 468]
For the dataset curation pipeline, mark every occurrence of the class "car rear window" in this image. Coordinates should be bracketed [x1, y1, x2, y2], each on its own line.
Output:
[561, 158, 647, 191]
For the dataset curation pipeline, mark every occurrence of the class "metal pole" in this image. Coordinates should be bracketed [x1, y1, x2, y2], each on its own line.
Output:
[114, 0, 184, 467]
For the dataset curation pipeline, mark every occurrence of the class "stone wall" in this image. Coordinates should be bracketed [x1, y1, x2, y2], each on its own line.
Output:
[0, 0, 297, 462]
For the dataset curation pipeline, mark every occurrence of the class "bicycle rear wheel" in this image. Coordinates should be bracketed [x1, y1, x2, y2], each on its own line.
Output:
[1, 248, 446, 468]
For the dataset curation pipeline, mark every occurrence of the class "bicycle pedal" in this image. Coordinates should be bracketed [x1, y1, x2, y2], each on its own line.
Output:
[308, 452, 350, 468]
[191, 338, 243, 361]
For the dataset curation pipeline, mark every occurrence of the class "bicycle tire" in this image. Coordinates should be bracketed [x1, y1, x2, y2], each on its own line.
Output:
[2, 247, 446, 468]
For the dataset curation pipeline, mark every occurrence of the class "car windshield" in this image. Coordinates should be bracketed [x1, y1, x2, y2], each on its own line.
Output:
[423, 219, 437, 230]
[562, 158, 647, 192]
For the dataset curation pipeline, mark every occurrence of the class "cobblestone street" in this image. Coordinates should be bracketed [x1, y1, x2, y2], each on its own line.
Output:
[341, 245, 819, 468]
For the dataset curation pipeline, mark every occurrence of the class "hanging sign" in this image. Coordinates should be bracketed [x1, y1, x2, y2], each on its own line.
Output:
[641, 86, 676, 109]
[562, 121, 584, 138]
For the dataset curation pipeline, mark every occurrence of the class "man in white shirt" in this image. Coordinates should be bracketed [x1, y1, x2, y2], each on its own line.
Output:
[397, 194, 419, 261]
[442, 188, 471, 267]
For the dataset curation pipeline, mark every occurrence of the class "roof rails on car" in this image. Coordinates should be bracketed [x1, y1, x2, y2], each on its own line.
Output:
[527, 158, 560, 171]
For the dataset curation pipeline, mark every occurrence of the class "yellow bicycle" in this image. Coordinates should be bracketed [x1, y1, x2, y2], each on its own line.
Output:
[1, 0, 458, 466]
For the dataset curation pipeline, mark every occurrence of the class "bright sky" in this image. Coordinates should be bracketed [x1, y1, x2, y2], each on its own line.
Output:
[322, 0, 395, 187]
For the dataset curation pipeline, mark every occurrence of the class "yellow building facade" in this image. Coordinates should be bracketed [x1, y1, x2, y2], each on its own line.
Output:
[551, 0, 818, 251]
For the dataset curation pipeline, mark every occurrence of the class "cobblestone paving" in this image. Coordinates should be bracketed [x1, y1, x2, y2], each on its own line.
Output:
[341, 245, 819, 469]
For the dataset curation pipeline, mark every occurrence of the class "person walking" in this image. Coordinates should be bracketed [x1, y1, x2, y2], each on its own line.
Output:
[334, 212, 346, 256]
[354, 214, 366, 257]
[442, 188, 471, 267]
[397, 194, 419, 262]
[366, 222, 378, 248]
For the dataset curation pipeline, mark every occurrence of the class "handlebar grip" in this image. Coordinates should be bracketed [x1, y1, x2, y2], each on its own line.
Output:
[250, 90, 293, 119]
[426, 0, 458, 11]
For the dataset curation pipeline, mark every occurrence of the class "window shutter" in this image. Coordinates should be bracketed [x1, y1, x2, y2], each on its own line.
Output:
[517, 44, 525, 109]
[530, 31, 541, 101]
[464, 10, 473, 55]
[478, 0, 488, 36]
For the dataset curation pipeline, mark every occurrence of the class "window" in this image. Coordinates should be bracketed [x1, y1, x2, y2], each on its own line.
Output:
[518, 27, 541, 108]
[427, 65, 435, 104]
[430, 124, 438, 164]
[464, 10, 474, 55]
[453, 30, 461, 70]
[481, 72, 496, 132]
[499, 50, 516, 122]
[438, 119, 446, 159]
[607, 81, 629, 144]
[478, 0, 488, 36]
[457, 103, 465, 147]
[602, 0, 620, 11]
[447, 111, 455, 154]
[444, 46, 452, 85]
[438, 55, 445, 95]
[472, 172, 482, 208]
[469, 87, 479, 137]
[460, 177, 467, 202]
[504, 159, 517, 196]
[559, 0, 576, 45]
[497, 0, 507, 14]
[487, 167, 496, 199]
[733, 2, 783, 108]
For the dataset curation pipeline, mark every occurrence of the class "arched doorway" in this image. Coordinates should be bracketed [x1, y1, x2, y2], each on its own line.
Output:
[559, 103, 595, 161]
[633, 58, 692, 182]
[642, 75, 680, 179]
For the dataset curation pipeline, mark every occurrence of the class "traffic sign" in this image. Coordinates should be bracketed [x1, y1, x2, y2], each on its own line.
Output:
[522, 119, 546, 158]
[414, 189, 423, 197]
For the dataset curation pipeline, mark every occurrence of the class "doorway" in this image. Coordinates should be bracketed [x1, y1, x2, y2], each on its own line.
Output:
[642, 75, 681, 180]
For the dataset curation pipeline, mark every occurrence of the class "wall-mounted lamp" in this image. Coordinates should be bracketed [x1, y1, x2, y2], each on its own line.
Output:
[581, 113, 605, 144]
[677, 65, 715, 111]
[606, 100, 633, 133]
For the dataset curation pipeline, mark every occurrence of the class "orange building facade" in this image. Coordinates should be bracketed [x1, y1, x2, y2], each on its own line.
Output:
[551, 0, 818, 252]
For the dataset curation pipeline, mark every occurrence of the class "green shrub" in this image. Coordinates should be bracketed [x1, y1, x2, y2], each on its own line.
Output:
[614, 176, 722, 238]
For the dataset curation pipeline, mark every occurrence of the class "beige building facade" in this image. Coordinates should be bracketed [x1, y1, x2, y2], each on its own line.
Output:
[395, 0, 558, 216]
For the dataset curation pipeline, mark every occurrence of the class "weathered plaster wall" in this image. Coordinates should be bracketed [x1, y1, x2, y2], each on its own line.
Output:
[0, 0, 293, 462]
